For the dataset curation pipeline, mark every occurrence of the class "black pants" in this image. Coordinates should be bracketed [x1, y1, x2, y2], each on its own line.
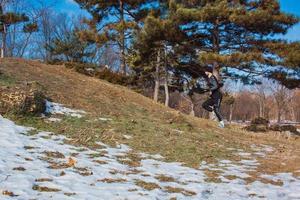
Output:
[202, 90, 223, 122]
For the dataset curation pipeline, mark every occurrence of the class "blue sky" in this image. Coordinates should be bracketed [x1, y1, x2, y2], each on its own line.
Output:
[279, 0, 300, 41]
[49, 0, 300, 41]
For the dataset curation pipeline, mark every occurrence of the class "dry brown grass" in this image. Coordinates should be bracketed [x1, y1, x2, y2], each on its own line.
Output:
[155, 175, 176, 182]
[12, 167, 26, 171]
[164, 186, 196, 196]
[43, 151, 65, 159]
[35, 178, 53, 182]
[32, 185, 60, 192]
[2, 190, 18, 197]
[93, 160, 108, 165]
[135, 180, 161, 191]
[98, 178, 127, 183]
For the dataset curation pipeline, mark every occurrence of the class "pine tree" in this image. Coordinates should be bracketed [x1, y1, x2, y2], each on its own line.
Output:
[47, 28, 95, 63]
[172, 0, 299, 88]
[74, 0, 158, 74]
[131, 2, 188, 104]
[0, 2, 33, 58]
[0, 0, 38, 58]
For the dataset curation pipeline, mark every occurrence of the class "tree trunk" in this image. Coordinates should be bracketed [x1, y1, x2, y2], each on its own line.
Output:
[259, 100, 263, 118]
[229, 104, 233, 123]
[154, 49, 160, 102]
[119, 0, 126, 75]
[190, 102, 195, 117]
[277, 109, 282, 124]
[262, 101, 265, 118]
[164, 46, 169, 107]
[164, 75, 169, 107]
[1, 24, 7, 58]
[19, 32, 33, 57]
[291, 106, 296, 122]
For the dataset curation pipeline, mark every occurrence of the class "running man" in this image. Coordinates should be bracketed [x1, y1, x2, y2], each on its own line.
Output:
[202, 69, 225, 128]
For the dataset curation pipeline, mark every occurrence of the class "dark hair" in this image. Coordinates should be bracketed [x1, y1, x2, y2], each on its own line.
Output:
[205, 67, 213, 73]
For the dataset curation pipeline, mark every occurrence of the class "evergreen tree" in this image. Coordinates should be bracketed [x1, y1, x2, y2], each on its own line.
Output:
[0, 3, 30, 58]
[130, 2, 188, 104]
[47, 29, 95, 63]
[74, 0, 158, 74]
[172, 0, 299, 88]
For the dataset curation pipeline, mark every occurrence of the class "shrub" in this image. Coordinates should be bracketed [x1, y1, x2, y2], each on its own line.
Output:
[270, 124, 299, 135]
[95, 68, 130, 86]
[0, 82, 47, 116]
[251, 117, 269, 126]
[246, 117, 270, 132]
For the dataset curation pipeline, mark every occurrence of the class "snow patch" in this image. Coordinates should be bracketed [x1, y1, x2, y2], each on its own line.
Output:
[123, 135, 132, 140]
[99, 117, 113, 121]
[45, 101, 86, 118]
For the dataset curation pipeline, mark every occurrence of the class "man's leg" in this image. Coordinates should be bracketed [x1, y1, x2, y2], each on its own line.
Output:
[202, 98, 214, 112]
[213, 105, 223, 122]
[213, 94, 225, 128]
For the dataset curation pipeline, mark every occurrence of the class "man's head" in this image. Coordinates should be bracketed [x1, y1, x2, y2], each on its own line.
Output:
[204, 68, 213, 77]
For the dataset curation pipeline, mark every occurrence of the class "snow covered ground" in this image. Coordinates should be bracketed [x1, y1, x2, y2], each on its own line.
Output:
[0, 115, 300, 200]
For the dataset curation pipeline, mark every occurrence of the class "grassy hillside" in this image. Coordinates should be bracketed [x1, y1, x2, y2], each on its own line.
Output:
[0, 58, 299, 175]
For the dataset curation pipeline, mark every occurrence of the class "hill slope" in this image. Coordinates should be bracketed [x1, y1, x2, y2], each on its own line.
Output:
[0, 58, 299, 175]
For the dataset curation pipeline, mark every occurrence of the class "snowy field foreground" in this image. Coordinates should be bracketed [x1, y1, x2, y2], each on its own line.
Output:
[0, 116, 300, 200]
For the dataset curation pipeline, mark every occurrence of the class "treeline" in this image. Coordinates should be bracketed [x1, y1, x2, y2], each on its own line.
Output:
[1, 0, 300, 122]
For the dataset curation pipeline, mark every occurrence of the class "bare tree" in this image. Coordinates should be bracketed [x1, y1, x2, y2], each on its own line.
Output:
[254, 81, 269, 118]
[291, 90, 300, 122]
[270, 83, 293, 123]
[99, 44, 120, 70]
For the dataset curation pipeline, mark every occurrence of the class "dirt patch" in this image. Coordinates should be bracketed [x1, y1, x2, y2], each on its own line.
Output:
[32, 185, 61, 192]
[135, 180, 161, 191]
[24, 146, 35, 150]
[74, 167, 93, 176]
[98, 178, 127, 183]
[204, 169, 223, 183]
[2, 190, 18, 197]
[43, 151, 65, 159]
[93, 160, 108, 165]
[64, 192, 76, 196]
[155, 175, 176, 182]
[35, 178, 53, 182]
[164, 186, 196, 196]
[48, 158, 76, 169]
[13, 167, 26, 171]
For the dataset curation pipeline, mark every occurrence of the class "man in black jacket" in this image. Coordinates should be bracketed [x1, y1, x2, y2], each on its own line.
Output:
[202, 69, 225, 128]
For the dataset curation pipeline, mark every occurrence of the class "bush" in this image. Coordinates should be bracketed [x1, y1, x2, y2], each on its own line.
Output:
[246, 124, 268, 132]
[95, 68, 130, 86]
[251, 117, 269, 126]
[63, 62, 135, 86]
[18, 91, 46, 116]
[64, 62, 97, 76]
[0, 82, 47, 116]
[270, 124, 299, 135]
[246, 117, 269, 132]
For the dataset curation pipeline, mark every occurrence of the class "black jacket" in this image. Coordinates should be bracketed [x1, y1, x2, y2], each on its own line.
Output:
[208, 75, 221, 92]
[189, 75, 222, 96]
